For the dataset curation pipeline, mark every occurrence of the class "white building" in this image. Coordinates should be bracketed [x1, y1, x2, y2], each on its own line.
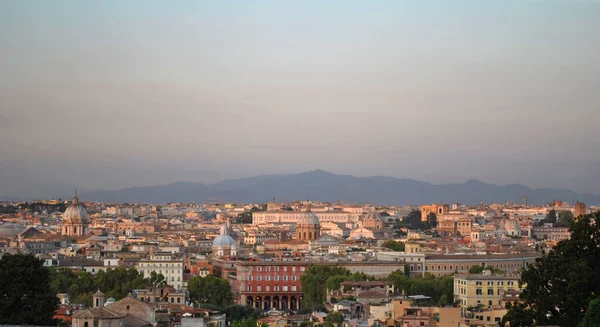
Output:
[137, 252, 184, 289]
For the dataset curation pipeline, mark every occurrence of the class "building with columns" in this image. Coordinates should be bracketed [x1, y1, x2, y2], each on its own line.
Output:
[295, 210, 320, 241]
[230, 260, 406, 311]
[62, 192, 88, 237]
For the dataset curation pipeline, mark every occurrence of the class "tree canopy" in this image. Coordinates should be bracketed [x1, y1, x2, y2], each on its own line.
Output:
[301, 266, 375, 308]
[381, 240, 405, 252]
[403, 210, 422, 229]
[50, 266, 150, 306]
[502, 212, 600, 327]
[188, 274, 233, 308]
[325, 311, 344, 325]
[387, 270, 455, 306]
[426, 212, 438, 229]
[579, 297, 600, 327]
[230, 318, 268, 327]
[0, 254, 58, 325]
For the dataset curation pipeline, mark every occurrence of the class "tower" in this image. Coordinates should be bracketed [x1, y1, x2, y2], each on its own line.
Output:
[93, 290, 105, 308]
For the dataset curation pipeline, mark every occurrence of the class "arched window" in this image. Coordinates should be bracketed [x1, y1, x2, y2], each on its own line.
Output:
[84, 322, 88, 327]
[74, 227, 77, 234]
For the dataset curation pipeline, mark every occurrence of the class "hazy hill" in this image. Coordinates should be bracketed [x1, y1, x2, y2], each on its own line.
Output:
[80, 169, 600, 205]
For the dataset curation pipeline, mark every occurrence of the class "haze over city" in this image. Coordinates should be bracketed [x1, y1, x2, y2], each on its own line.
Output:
[1, 0, 600, 198]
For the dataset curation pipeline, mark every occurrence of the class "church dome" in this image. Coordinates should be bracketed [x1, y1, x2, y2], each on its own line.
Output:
[297, 210, 320, 226]
[363, 211, 382, 222]
[212, 224, 235, 248]
[63, 193, 88, 224]
[504, 219, 521, 236]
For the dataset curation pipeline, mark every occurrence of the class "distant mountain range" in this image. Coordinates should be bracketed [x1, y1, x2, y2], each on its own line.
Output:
[76, 170, 600, 206]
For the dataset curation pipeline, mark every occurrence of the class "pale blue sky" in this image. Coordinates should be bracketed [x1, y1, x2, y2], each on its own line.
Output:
[1, 0, 600, 197]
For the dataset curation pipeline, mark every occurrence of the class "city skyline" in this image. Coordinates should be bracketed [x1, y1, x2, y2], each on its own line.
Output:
[2, 0, 600, 196]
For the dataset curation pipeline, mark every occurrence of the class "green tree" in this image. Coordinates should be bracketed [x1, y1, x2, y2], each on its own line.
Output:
[188, 275, 233, 307]
[223, 305, 262, 322]
[325, 312, 344, 325]
[231, 318, 268, 327]
[148, 271, 167, 287]
[49, 267, 150, 306]
[557, 210, 574, 227]
[503, 213, 600, 327]
[0, 254, 58, 325]
[579, 297, 600, 327]
[381, 240, 405, 252]
[325, 275, 349, 292]
[301, 266, 352, 307]
[468, 265, 484, 274]
[403, 210, 422, 229]
[426, 213, 437, 229]
[545, 209, 557, 224]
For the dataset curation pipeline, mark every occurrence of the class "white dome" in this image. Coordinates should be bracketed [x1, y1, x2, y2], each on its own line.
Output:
[504, 219, 521, 235]
[297, 211, 320, 226]
[63, 193, 88, 224]
[363, 211, 382, 222]
[212, 224, 235, 248]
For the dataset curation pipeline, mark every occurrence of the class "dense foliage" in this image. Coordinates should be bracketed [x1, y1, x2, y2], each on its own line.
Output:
[502, 213, 600, 327]
[50, 267, 151, 306]
[387, 270, 455, 306]
[235, 205, 266, 224]
[325, 311, 345, 325]
[579, 297, 600, 327]
[402, 210, 423, 229]
[426, 213, 438, 229]
[230, 318, 268, 327]
[301, 266, 376, 308]
[187, 274, 233, 307]
[0, 254, 58, 325]
[381, 240, 405, 251]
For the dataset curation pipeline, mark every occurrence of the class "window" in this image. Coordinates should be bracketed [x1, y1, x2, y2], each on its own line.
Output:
[282, 286, 288, 291]
[292, 286, 297, 291]
[266, 267, 271, 272]
[257, 286, 261, 291]
[249, 276, 253, 281]
[258, 276, 262, 281]
[266, 276, 271, 281]
[497, 289, 502, 295]
[283, 267, 288, 272]
[292, 276, 297, 281]
[266, 286, 270, 291]
[476, 289, 482, 295]
[283, 276, 288, 281]
[488, 289, 494, 295]
[247, 286, 252, 291]
[300, 267, 305, 272]
[257, 267, 262, 272]
[292, 267, 296, 272]
[275, 276, 279, 281]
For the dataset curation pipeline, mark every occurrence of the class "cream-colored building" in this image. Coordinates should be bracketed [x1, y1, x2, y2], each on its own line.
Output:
[252, 210, 360, 225]
[420, 204, 449, 222]
[137, 252, 184, 289]
[454, 274, 521, 310]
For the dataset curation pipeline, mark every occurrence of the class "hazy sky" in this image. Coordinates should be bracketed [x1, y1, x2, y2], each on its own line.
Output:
[1, 0, 600, 197]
